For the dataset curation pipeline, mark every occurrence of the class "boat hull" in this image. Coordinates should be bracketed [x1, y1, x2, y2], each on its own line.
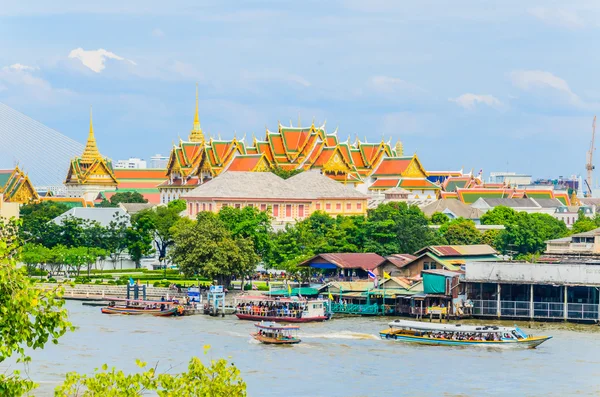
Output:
[379, 331, 551, 348]
[252, 333, 301, 345]
[236, 313, 327, 323]
[101, 307, 178, 317]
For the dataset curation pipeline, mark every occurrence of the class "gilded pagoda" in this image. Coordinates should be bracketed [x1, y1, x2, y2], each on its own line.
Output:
[158, 88, 441, 203]
[64, 109, 118, 202]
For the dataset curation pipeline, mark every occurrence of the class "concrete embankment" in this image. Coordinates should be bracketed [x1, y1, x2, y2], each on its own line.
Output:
[35, 283, 186, 300]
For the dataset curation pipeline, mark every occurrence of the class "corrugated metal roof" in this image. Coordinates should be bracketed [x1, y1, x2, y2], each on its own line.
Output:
[417, 244, 497, 257]
[300, 253, 385, 270]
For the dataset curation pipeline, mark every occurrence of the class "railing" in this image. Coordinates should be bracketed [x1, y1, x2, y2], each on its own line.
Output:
[500, 301, 530, 317]
[472, 300, 599, 320]
[533, 302, 564, 318]
[472, 300, 497, 316]
[567, 303, 599, 320]
[330, 302, 381, 315]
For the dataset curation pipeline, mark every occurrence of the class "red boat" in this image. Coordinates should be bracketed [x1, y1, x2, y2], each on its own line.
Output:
[235, 296, 330, 323]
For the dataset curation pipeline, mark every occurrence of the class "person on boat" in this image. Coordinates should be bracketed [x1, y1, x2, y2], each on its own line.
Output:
[109, 301, 115, 307]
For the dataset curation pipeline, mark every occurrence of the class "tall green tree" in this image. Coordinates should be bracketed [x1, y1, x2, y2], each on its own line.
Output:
[430, 212, 450, 225]
[171, 212, 259, 286]
[18, 201, 70, 243]
[217, 206, 272, 259]
[480, 206, 517, 226]
[496, 212, 568, 255]
[126, 215, 155, 268]
[270, 165, 303, 179]
[134, 206, 182, 266]
[440, 218, 481, 245]
[103, 213, 130, 270]
[364, 202, 442, 256]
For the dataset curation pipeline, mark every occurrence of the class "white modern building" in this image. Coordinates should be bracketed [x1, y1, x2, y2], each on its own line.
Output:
[115, 158, 147, 169]
[150, 154, 169, 169]
[488, 172, 532, 186]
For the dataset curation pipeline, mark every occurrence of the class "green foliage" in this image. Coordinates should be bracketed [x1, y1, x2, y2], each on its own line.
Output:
[571, 210, 599, 234]
[133, 206, 182, 263]
[96, 191, 148, 207]
[270, 165, 303, 180]
[430, 212, 450, 225]
[439, 218, 480, 245]
[364, 202, 443, 256]
[171, 212, 259, 286]
[480, 229, 501, 249]
[497, 212, 568, 255]
[55, 347, 246, 396]
[19, 201, 70, 243]
[0, 220, 72, 396]
[126, 214, 155, 268]
[217, 206, 272, 259]
[167, 199, 187, 213]
[480, 206, 517, 226]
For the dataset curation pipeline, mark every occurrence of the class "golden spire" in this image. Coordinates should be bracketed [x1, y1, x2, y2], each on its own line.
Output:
[81, 106, 102, 163]
[395, 140, 403, 156]
[189, 83, 205, 143]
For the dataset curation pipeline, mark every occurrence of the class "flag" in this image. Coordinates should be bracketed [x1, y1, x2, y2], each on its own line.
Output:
[383, 271, 391, 280]
[328, 292, 334, 301]
[367, 270, 376, 280]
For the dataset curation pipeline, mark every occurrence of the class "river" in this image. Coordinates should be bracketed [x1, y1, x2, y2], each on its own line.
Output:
[8, 301, 600, 396]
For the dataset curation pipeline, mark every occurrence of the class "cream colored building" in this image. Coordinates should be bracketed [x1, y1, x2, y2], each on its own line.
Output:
[181, 171, 368, 228]
[0, 194, 19, 221]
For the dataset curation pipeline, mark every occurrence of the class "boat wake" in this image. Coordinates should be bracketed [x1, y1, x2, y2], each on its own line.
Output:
[300, 331, 379, 340]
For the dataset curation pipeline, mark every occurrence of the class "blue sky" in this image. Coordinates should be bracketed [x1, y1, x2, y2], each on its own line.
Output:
[1, 0, 600, 179]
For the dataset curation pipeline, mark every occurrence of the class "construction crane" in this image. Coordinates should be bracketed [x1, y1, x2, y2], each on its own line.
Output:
[585, 116, 597, 197]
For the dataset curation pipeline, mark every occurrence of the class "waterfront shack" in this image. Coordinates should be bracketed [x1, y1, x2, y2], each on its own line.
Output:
[464, 259, 600, 321]
[298, 253, 385, 281]
[376, 244, 499, 277]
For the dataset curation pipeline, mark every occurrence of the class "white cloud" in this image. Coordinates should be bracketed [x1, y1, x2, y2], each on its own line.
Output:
[151, 28, 165, 37]
[449, 93, 503, 110]
[68, 48, 136, 73]
[368, 75, 425, 94]
[6, 63, 39, 72]
[509, 70, 583, 105]
[529, 7, 585, 29]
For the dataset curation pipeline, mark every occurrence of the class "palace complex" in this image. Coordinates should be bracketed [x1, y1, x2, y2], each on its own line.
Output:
[159, 88, 440, 204]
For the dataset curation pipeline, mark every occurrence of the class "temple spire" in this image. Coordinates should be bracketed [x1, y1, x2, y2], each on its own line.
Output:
[395, 140, 404, 156]
[81, 106, 102, 163]
[189, 83, 205, 143]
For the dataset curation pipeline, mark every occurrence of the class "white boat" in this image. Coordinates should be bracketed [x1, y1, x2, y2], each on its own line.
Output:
[234, 295, 331, 323]
[380, 319, 551, 348]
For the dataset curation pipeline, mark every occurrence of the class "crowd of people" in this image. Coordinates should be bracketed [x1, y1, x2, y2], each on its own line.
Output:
[425, 331, 520, 341]
[237, 301, 305, 318]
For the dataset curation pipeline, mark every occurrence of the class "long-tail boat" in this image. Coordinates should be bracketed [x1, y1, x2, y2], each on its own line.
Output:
[252, 322, 301, 345]
[100, 299, 183, 317]
[380, 319, 551, 348]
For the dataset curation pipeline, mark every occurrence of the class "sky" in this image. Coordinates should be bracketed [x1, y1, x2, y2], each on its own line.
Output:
[1, 0, 600, 180]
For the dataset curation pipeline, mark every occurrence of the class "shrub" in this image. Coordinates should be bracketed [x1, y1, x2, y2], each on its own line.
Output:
[153, 281, 161, 287]
[47, 277, 57, 283]
[94, 279, 103, 285]
[257, 285, 269, 291]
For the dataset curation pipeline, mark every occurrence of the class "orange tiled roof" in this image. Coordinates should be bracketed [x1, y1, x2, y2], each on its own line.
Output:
[372, 157, 412, 177]
[369, 179, 399, 189]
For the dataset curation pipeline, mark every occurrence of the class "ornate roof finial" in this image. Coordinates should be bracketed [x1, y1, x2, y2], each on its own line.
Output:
[189, 83, 205, 143]
[395, 140, 404, 156]
[81, 106, 102, 163]
[298, 113, 301, 128]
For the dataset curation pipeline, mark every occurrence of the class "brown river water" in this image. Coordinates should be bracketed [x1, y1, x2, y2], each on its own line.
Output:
[5, 301, 600, 396]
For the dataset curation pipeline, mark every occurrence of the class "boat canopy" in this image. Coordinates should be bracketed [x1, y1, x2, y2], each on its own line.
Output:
[387, 319, 517, 333]
[255, 322, 300, 330]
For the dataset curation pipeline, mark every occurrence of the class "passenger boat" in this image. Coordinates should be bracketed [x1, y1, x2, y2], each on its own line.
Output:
[100, 299, 183, 317]
[252, 322, 301, 345]
[380, 319, 551, 348]
[235, 296, 330, 323]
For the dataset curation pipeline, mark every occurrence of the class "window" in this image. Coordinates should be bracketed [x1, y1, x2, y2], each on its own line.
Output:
[196, 203, 200, 214]
[357, 202, 362, 210]
[346, 202, 352, 211]
[325, 203, 331, 210]
[298, 204, 305, 218]
[247, 203, 253, 208]
[222, 203, 228, 208]
[424, 262, 430, 270]
[235, 203, 241, 209]
[430, 263, 437, 270]
[273, 204, 279, 217]
[336, 203, 341, 210]
[208, 203, 212, 211]
[316, 203, 321, 210]
[286, 204, 292, 217]
[187, 202, 192, 213]
[260, 204, 267, 211]
[202, 203, 206, 211]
